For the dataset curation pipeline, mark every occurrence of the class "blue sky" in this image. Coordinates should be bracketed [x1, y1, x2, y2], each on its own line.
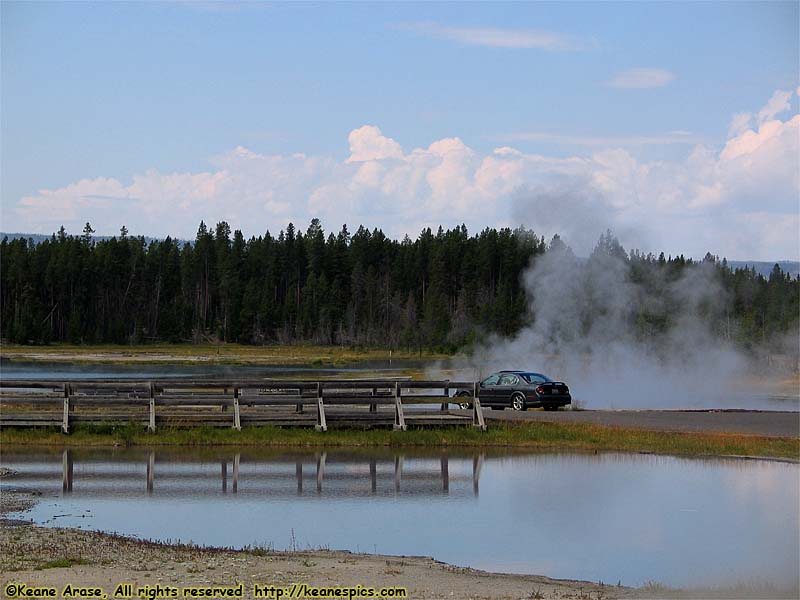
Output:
[2, 1, 798, 260]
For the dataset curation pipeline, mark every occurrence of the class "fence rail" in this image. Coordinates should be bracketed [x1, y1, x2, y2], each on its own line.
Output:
[0, 379, 486, 432]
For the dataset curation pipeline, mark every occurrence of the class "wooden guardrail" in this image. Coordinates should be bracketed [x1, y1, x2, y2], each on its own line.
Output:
[0, 379, 486, 432]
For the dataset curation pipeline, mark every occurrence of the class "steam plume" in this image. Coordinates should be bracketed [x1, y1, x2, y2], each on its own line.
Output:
[447, 186, 791, 409]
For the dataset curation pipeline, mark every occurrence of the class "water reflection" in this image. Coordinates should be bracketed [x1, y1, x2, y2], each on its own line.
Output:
[22, 449, 485, 498]
[2, 448, 797, 590]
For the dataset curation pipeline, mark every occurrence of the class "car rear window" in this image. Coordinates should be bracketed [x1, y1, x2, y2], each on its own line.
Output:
[521, 373, 552, 384]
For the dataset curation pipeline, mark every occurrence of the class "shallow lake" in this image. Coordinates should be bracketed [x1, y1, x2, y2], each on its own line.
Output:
[2, 448, 797, 589]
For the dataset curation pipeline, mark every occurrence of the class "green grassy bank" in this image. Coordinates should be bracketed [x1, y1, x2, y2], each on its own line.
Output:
[0, 343, 452, 366]
[1, 421, 797, 460]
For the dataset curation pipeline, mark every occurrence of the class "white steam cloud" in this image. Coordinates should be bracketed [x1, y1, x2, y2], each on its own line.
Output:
[464, 234, 750, 409]
[445, 179, 796, 409]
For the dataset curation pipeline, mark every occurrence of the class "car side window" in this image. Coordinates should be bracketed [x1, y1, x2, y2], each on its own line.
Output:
[498, 374, 516, 385]
[482, 375, 500, 386]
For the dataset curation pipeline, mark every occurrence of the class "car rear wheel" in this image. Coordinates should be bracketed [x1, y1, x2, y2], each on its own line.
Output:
[511, 394, 526, 411]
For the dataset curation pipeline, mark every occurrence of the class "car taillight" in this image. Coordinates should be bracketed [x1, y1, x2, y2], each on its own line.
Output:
[536, 386, 545, 394]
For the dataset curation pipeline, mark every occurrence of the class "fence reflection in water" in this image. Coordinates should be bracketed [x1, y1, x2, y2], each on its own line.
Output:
[54, 449, 484, 497]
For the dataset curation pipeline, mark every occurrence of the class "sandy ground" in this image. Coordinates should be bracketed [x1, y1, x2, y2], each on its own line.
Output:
[0, 525, 626, 600]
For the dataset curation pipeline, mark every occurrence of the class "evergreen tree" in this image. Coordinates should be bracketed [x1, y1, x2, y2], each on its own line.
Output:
[0, 221, 795, 356]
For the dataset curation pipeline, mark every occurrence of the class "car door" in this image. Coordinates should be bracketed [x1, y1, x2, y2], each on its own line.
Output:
[495, 374, 519, 405]
[478, 374, 500, 405]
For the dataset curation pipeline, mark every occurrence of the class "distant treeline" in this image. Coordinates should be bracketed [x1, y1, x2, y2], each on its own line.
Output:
[1, 221, 797, 352]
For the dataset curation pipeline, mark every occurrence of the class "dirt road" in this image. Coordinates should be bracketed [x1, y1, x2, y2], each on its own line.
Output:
[486, 408, 800, 438]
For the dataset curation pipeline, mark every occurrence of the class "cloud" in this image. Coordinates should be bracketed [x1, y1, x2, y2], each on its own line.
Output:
[493, 131, 703, 147]
[607, 68, 676, 89]
[396, 22, 584, 51]
[757, 89, 792, 124]
[727, 112, 753, 138]
[9, 91, 799, 261]
[720, 114, 798, 162]
[726, 88, 793, 147]
[346, 125, 404, 163]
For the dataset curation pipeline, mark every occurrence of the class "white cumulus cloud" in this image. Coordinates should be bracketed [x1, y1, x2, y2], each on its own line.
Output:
[346, 125, 404, 163]
[8, 91, 799, 261]
[757, 89, 793, 124]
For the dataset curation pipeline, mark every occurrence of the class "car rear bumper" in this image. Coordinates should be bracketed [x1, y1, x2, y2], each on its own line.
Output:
[526, 394, 571, 408]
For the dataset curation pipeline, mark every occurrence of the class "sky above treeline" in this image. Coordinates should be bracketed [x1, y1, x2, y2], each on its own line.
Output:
[1, 1, 798, 260]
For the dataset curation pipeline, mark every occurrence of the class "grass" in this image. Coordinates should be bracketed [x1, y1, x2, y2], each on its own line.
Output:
[0, 343, 452, 365]
[242, 543, 274, 557]
[34, 557, 90, 570]
[1, 421, 797, 459]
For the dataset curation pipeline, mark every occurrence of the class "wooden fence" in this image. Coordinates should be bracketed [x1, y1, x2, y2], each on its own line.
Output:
[0, 378, 486, 432]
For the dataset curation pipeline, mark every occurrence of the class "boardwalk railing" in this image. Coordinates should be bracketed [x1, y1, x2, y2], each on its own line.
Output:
[0, 379, 487, 432]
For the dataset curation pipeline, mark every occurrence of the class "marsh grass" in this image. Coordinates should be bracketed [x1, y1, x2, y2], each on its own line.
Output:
[1, 421, 796, 459]
[0, 343, 451, 366]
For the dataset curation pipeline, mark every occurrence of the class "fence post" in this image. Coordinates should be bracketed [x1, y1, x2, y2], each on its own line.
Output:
[440, 381, 449, 412]
[232, 387, 241, 430]
[472, 381, 486, 431]
[148, 382, 156, 432]
[315, 382, 327, 432]
[62, 383, 70, 434]
[369, 386, 377, 413]
[393, 381, 407, 431]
